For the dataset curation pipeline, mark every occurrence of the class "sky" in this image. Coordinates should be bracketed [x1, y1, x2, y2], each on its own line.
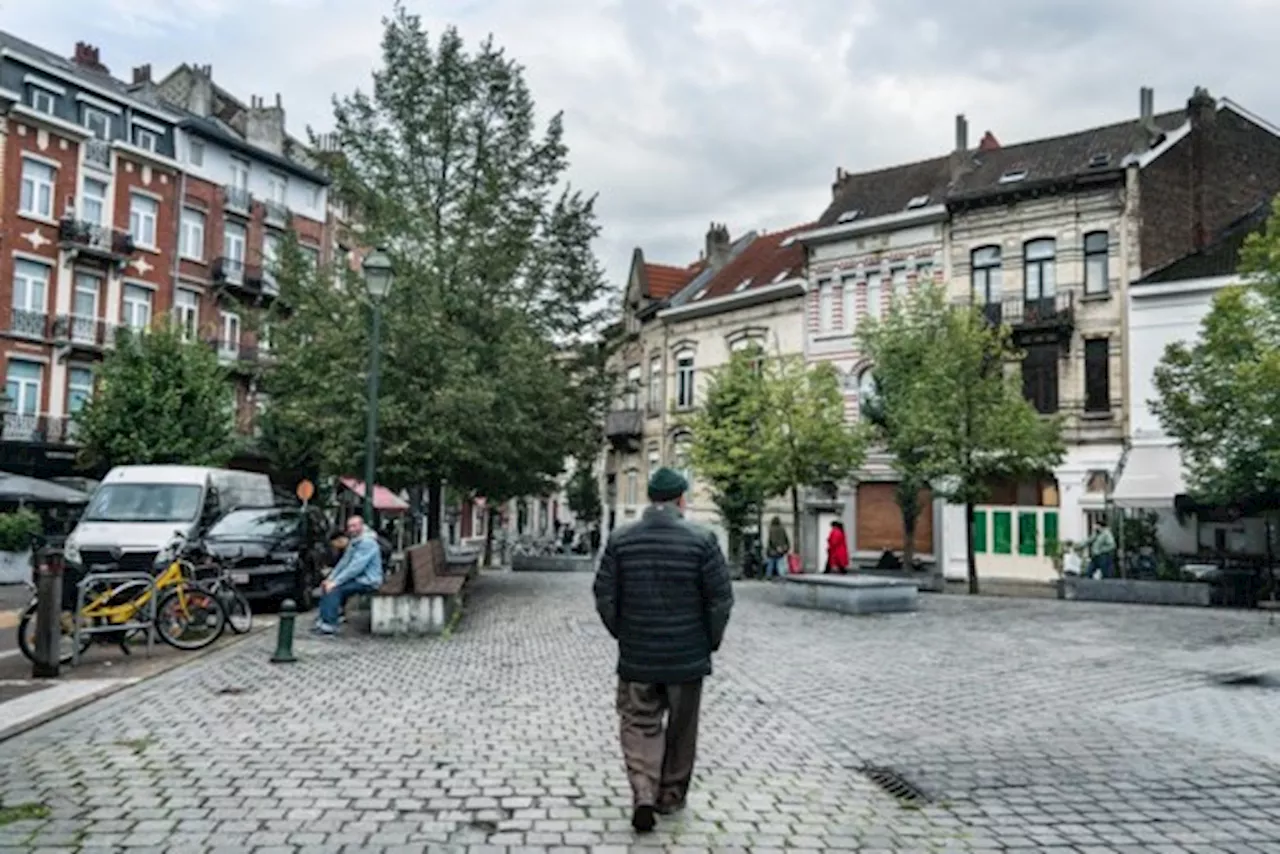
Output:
[7, 0, 1280, 289]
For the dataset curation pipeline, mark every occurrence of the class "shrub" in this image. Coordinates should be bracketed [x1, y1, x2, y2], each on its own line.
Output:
[0, 508, 42, 552]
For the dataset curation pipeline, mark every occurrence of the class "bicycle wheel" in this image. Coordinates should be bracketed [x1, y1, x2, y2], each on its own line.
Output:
[154, 586, 226, 650]
[216, 583, 253, 634]
[17, 602, 91, 665]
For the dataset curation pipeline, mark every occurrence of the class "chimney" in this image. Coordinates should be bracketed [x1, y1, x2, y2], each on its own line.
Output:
[1187, 85, 1216, 128]
[245, 92, 286, 156]
[1187, 86, 1216, 250]
[978, 130, 1001, 152]
[71, 41, 108, 74]
[187, 63, 213, 117]
[131, 64, 151, 85]
[831, 167, 849, 199]
[950, 113, 971, 181]
[705, 222, 731, 270]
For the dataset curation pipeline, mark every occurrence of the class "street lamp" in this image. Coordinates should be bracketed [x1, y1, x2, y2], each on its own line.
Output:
[361, 247, 394, 523]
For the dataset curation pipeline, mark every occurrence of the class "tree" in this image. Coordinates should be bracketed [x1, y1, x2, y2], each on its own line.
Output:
[686, 349, 775, 563]
[894, 288, 1063, 593]
[858, 288, 957, 573]
[1152, 196, 1280, 514]
[75, 323, 236, 470]
[263, 5, 613, 537]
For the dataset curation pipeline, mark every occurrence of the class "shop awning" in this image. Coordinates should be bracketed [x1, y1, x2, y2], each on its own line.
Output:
[339, 477, 410, 514]
[1111, 445, 1187, 509]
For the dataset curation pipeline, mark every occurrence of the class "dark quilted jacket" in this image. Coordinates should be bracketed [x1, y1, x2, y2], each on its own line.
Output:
[592, 505, 735, 684]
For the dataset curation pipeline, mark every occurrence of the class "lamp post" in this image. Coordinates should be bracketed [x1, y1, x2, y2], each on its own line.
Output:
[361, 248, 394, 523]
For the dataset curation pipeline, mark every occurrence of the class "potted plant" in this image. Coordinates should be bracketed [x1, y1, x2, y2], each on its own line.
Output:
[0, 508, 42, 584]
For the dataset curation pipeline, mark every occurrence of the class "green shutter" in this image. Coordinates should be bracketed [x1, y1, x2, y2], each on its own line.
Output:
[1018, 512, 1038, 556]
[993, 511, 1013, 555]
[1044, 512, 1059, 556]
[972, 510, 988, 553]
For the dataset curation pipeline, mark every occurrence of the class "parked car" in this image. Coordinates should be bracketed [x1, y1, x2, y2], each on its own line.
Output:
[201, 506, 393, 609]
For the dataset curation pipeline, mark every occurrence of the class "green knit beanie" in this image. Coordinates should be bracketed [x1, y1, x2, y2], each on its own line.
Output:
[647, 467, 689, 502]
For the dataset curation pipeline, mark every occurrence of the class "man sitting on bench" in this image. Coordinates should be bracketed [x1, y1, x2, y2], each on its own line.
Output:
[314, 515, 384, 636]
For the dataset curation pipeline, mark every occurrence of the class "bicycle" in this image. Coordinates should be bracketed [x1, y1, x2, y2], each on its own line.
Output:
[17, 531, 228, 665]
[187, 546, 253, 635]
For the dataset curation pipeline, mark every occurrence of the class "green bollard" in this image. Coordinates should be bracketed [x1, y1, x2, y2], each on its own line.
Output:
[270, 598, 298, 664]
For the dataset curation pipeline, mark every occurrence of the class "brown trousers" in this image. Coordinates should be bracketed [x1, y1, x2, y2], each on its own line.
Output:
[615, 679, 704, 807]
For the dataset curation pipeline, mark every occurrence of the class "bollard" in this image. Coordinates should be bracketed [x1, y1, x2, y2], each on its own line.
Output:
[31, 546, 65, 679]
[270, 598, 298, 664]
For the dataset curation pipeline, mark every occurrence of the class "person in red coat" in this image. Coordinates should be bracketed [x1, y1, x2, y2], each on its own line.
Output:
[825, 521, 850, 574]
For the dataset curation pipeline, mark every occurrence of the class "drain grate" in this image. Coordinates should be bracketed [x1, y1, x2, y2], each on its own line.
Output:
[859, 765, 931, 805]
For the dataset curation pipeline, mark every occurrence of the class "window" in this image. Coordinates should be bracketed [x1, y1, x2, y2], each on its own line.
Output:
[857, 368, 877, 412]
[19, 159, 55, 219]
[648, 354, 662, 411]
[1021, 343, 1059, 415]
[82, 107, 109, 139]
[675, 352, 695, 410]
[12, 260, 50, 333]
[230, 157, 250, 189]
[673, 437, 693, 491]
[263, 233, 281, 274]
[1084, 231, 1109, 295]
[5, 360, 43, 417]
[971, 245, 1002, 314]
[866, 273, 883, 321]
[647, 444, 660, 479]
[133, 127, 158, 152]
[624, 364, 641, 410]
[267, 172, 287, 204]
[1023, 238, 1057, 309]
[1084, 338, 1110, 414]
[625, 469, 639, 506]
[174, 289, 199, 342]
[123, 284, 152, 331]
[67, 367, 94, 414]
[818, 279, 834, 331]
[188, 139, 205, 167]
[259, 322, 272, 353]
[71, 274, 100, 342]
[891, 266, 908, 303]
[29, 87, 55, 115]
[81, 178, 107, 226]
[129, 194, 159, 248]
[916, 261, 934, 284]
[841, 275, 857, 332]
[223, 222, 247, 281]
[180, 209, 206, 261]
[299, 245, 320, 270]
[220, 312, 241, 356]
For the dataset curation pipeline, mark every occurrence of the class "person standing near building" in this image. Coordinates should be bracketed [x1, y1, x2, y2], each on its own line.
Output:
[765, 516, 790, 579]
[592, 467, 735, 834]
[825, 520, 850, 574]
[1088, 518, 1117, 578]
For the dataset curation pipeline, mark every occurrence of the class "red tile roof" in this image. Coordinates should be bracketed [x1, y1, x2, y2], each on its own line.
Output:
[645, 262, 698, 299]
[687, 223, 812, 303]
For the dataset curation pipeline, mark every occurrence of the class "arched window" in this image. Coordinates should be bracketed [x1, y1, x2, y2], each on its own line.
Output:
[857, 368, 878, 412]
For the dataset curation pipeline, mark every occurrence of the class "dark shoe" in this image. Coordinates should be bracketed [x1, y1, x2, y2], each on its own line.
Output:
[631, 804, 656, 833]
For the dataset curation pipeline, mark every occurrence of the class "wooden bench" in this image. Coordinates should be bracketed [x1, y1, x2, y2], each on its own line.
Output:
[371, 540, 473, 635]
[782, 574, 919, 615]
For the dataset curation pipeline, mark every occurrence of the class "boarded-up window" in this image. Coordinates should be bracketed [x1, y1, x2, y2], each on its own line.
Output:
[855, 482, 934, 554]
[1021, 344, 1059, 414]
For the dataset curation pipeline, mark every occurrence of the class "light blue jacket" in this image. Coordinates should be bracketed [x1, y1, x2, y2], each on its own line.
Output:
[329, 531, 383, 588]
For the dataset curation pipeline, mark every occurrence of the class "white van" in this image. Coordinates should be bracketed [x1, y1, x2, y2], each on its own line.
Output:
[64, 466, 275, 572]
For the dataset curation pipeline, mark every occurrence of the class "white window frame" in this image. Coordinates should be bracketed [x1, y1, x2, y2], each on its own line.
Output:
[81, 177, 108, 226]
[71, 274, 101, 343]
[188, 138, 205, 167]
[29, 87, 55, 115]
[891, 266, 909, 303]
[818, 279, 834, 332]
[841, 275, 858, 332]
[180, 209, 206, 261]
[220, 311, 241, 356]
[129, 194, 159, 249]
[224, 222, 247, 263]
[267, 171, 288, 204]
[133, 127, 158, 152]
[624, 364, 641, 411]
[67, 366, 94, 414]
[12, 259, 50, 316]
[866, 273, 883, 321]
[19, 158, 56, 219]
[647, 354, 662, 410]
[174, 289, 200, 342]
[5, 360, 43, 417]
[675, 352, 696, 411]
[625, 469, 639, 506]
[122, 284, 153, 331]
[230, 157, 250, 189]
[263, 233, 281, 273]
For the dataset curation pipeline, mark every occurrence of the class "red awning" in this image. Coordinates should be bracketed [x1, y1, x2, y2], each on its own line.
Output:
[339, 477, 410, 514]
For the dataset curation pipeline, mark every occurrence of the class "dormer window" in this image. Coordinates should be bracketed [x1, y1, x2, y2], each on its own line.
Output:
[733, 277, 753, 293]
[692, 288, 708, 301]
[905, 195, 929, 209]
[837, 209, 861, 223]
[1087, 153, 1109, 169]
[998, 169, 1028, 184]
[133, 127, 158, 152]
[771, 269, 789, 284]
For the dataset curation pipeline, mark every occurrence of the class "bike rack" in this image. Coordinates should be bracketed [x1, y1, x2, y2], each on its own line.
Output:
[72, 571, 158, 666]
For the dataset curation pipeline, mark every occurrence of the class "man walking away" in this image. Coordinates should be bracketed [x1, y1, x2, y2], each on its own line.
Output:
[592, 467, 735, 834]
[314, 515, 383, 635]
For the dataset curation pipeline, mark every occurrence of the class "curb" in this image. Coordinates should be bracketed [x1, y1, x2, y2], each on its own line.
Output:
[0, 623, 268, 744]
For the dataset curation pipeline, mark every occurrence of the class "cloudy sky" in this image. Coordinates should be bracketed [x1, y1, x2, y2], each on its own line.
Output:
[8, 0, 1280, 286]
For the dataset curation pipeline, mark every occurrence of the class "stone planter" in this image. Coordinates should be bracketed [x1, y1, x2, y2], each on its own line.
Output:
[1062, 575, 1212, 607]
[0, 549, 31, 585]
[511, 554, 595, 573]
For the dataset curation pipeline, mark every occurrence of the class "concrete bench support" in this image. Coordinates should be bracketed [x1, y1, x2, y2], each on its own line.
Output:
[1062, 577, 1211, 607]
[783, 574, 919, 615]
[371, 593, 457, 635]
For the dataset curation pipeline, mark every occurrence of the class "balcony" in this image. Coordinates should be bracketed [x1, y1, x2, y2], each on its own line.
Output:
[58, 218, 134, 265]
[206, 340, 267, 373]
[9, 308, 50, 340]
[263, 200, 290, 228]
[605, 408, 644, 451]
[1003, 291, 1074, 347]
[83, 138, 111, 170]
[52, 314, 118, 353]
[212, 257, 267, 295]
[1, 413, 77, 444]
[223, 185, 252, 214]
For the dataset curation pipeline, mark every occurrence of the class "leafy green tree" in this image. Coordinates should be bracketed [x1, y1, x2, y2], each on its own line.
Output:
[264, 4, 612, 537]
[686, 349, 775, 563]
[1152, 196, 1280, 514]
[898, 289, 1064, 593]
[74, 323, 236, 470]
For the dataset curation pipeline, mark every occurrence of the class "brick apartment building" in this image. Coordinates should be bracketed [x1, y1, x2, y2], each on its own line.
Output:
[0, 32, 329, 481]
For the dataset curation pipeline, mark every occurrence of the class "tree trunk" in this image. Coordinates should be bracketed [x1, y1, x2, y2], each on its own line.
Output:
[427, 479, 444, 541]
[483, 506, 498, 568]
[966, 501, 980, 595]
[902, 510, 917, 573]
[408, 484, 424, 545]
[791, 486, 802, 571]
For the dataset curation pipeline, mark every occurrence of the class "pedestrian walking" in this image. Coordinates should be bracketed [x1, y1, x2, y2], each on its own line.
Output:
[313, 515, 383, 635]
[592, 467, 735, 834]
[825, 520, 849, 574]
[765, 516, 790, 579]
[1087, 518, 1117, 578]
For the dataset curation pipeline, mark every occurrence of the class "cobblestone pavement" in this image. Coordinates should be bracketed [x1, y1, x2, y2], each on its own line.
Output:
[3, 572, 1280, 853]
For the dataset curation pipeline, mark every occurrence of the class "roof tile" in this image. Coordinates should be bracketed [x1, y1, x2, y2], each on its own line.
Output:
[645, 263, 699, 300]
[686, 223, 811, 303]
